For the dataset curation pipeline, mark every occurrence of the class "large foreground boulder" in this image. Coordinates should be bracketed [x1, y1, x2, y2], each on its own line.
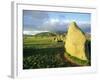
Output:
[64, 22, 88, 66]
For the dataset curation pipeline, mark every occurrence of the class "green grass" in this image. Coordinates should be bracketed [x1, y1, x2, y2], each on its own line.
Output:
[23, 35, 76, 69]
[64, 52, 89, 66]
[23, 35, 91, 69]
[23, 36, 64, 49]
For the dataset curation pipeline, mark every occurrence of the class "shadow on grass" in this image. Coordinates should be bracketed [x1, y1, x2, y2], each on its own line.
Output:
[23, 47, 76, 69]
[85, 40, 91, 65]
[23, 47, 64, 57]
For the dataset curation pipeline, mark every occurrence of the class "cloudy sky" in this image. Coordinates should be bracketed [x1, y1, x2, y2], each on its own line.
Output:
[23, 10, 91, 35]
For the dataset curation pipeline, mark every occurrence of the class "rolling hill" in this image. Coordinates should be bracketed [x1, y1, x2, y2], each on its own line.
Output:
[34, 32, 57, 37]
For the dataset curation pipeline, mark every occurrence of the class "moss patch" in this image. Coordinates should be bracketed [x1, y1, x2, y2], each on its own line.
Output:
[64, 52, 89, 66]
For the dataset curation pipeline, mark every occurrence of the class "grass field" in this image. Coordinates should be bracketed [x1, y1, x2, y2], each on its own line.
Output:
[23, 35, 77, 69]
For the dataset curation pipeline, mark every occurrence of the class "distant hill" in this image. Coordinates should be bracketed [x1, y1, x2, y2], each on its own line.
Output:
[34, 32, 57, 37]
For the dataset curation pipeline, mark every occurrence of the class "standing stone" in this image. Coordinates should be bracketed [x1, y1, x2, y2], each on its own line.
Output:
[64, 22, 88, 65]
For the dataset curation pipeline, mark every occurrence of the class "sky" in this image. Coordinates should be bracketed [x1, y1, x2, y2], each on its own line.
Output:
[23, 10, 91, 35]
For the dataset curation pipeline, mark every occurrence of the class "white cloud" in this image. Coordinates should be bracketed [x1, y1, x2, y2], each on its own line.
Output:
[50, 18, 59, 23]
[23, 30, 49, 35]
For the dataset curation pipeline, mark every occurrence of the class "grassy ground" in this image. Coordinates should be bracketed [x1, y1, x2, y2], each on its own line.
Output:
[23, 36, 75, 69]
